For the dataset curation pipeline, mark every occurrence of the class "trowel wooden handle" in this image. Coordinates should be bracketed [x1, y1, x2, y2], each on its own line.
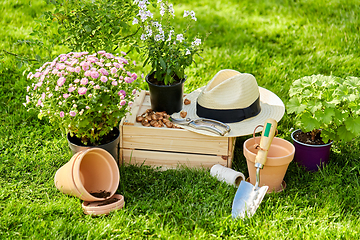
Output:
[254, 118, 278, 166]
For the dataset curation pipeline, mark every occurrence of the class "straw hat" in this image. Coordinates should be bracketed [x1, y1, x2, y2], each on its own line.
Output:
[171, 69, 285, 137]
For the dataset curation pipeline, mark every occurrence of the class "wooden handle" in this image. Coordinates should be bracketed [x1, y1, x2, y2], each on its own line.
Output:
[254, 118, 278, 166]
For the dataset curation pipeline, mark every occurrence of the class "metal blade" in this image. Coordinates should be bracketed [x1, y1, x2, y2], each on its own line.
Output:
[232, 181, 269, 219]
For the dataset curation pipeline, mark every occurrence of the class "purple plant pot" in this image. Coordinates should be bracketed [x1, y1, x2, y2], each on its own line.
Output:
[291, 129, 332, 171]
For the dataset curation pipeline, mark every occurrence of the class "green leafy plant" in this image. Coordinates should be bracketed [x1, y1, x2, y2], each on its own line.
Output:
[132, 0, 203, 85]
[33, 0, 138, 53]
[24, 51, 139, 145]
[287, 74, 360, 143]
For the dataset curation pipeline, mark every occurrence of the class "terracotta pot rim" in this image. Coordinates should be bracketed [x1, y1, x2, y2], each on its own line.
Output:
[82, 194, 124, 216]
[244, 137, 295, 165]
[291, 129, 333, 147]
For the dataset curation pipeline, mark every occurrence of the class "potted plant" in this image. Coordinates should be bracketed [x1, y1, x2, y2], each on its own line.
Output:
[132, 0, 203, 114]
[287, 74, 360, 171]
[24, 51, 139, 160]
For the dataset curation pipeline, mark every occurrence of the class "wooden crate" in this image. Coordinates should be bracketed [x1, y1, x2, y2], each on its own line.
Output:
[119, 91, 235, 169]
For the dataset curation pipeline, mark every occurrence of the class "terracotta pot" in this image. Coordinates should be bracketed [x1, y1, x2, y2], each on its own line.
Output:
[82, 194, 125, 216]
[146, 72, 186, 115]
[243, 137, 295, 193]
[67, 127, 120, 163]
[54, 148, 120, 201]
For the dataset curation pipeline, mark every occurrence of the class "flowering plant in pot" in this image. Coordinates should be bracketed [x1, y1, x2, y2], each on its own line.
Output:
[286, 74, 360, 170]
[132, 0, 203, 114]
[24, 51, 139, 150]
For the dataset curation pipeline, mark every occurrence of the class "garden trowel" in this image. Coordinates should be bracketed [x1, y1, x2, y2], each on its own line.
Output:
[232, 118, 277, 219]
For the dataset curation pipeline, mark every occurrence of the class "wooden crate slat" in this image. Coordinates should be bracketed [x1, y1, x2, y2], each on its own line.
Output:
[122, 125, 229, 155]
[122, 149, 229, 169]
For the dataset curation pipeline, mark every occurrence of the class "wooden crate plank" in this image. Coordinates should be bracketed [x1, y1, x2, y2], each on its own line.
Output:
[122, 125, 229, 155]
[122, 149, 229, 169]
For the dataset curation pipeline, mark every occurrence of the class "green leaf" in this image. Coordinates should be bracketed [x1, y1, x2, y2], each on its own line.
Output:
[320, 129, 335, 143]
[159, 57, 166, 70]
[300, 112, 320, 132]
[337, 125, 356, 141]
[318, 108, 335, 124]
[286, 97, 306, 114]
[84, 25, 92, 33]
[345, 117, 360, 135]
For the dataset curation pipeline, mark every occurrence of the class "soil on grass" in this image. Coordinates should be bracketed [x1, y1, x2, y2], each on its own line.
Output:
[293, 130, 328, 145]
[97, 198, 120, 206]
[68, 128, 119, 146]
[90, 190, 111, 198]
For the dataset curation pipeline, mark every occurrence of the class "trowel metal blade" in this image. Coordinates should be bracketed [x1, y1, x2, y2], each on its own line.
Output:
[231, 180, 269, 219]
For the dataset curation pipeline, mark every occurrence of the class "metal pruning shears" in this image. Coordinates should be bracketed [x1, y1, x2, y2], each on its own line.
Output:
[170, 117, 231, 136]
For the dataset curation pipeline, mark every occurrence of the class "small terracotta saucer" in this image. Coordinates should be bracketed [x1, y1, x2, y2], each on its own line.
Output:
[245, 177, 287, 193]
[82, 194, 124, 216]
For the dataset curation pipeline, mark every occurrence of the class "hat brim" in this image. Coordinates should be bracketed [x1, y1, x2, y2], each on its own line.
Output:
[171, 87, 285, 137]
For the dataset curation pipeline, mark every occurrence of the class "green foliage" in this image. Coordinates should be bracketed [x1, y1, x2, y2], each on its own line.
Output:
[32, 0, 138, 53]
[133, 1, 203, 85]
[287, 75, 360, 143]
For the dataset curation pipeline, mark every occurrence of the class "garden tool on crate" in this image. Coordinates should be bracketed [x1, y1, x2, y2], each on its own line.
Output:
[170, 117, 231, 136]
[232, 118, 277, 219]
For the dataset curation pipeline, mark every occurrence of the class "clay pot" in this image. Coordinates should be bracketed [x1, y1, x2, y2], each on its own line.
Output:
[243, 137, 295, 193]
[82, 194, 125, 216]
[54, 148, 120, 201]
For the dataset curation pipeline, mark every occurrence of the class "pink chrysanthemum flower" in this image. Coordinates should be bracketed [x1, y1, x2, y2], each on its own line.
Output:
[57, 77, 66, 87]
[78, 87, 87, 95]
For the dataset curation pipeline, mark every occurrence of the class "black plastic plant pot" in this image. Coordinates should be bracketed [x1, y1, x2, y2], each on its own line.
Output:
[146, 72, 186, 115]
[67, 127, 120, 163]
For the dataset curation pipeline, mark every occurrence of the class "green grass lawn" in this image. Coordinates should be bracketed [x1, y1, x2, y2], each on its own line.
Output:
[1, 0, 360, 239]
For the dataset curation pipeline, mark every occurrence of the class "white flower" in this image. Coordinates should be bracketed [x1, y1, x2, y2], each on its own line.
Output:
[183, 10, 189, 17]
[176, 34, 184, 42]
[168, 4, 175, 16]
[132, 17, 139, 25]
[146, 10, 153, 19]
[192, 38, 201, 46]
[154, 34, 165, 42]
[146, 26, 153, 37]
[160, 3, 165, 16]
[138, 1, 148, 10]
[73, 104, 77, 108]
[190, 10, 197, 21]
[166, 30, 174, 42]
[140, 34, 147, 40]
[138, 10, 148, 22]
[185, 49, 191, 55]
[157, 0, 162, 3]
